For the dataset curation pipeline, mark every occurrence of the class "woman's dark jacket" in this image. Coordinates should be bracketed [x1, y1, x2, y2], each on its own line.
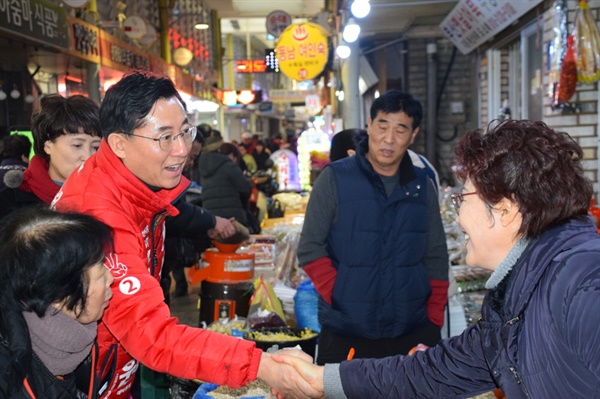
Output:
[0, 156, 59, 221]
[0, 302, 98, 398]
[198, 152, 252, 225]
[339, 218, 600, 398]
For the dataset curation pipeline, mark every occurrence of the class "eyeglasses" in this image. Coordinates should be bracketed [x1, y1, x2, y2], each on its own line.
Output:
[125, 125, 197, 151]
[451, 192, 478, 212]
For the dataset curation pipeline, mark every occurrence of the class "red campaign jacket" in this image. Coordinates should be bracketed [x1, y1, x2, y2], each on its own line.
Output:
[54, 140, 262, 399]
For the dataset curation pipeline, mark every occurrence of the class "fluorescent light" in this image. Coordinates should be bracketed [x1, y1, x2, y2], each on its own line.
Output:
[194, 22, 209, 30]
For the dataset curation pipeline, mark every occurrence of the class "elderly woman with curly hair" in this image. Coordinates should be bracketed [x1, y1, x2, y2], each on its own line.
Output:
[273, 119, 600, 399]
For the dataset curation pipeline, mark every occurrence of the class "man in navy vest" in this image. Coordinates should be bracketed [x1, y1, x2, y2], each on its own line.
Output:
[297, 90, 449, 364]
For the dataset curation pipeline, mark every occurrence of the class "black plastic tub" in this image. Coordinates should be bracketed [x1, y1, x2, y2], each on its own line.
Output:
[243, 327, 318, 358]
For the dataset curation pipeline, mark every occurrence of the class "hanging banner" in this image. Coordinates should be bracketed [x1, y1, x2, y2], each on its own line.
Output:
[68, 17, 100, 64]
[440, 0, 544, 55]
[276, 22, 329, 81]
[0, 0, 69, 49]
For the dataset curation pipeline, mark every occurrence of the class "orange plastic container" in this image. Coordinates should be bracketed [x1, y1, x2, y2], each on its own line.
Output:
[188, 241, 255, 285]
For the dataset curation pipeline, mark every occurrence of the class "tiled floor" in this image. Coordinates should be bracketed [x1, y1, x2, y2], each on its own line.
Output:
[168, 283, 202, 328]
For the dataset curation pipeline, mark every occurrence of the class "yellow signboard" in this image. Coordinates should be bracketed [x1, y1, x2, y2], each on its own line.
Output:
[276, 22, 329, 81]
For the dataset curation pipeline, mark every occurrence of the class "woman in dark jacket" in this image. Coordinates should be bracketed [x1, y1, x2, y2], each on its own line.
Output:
[0, 207, 114, 398]
[198, 138, 252, 226]
[0, 95, 101, 220]
[273, 120, 600, 399]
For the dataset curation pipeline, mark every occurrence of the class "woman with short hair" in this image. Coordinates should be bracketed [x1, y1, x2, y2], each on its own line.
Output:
[0, 95, 101, 220]
[0, 207, 114, 398]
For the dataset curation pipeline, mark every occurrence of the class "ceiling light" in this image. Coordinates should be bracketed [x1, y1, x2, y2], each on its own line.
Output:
[343, 19, 360, 43]
[351, 0, 371, 19]
[336, 44, 351, 59]
[194, 22, 209, 30]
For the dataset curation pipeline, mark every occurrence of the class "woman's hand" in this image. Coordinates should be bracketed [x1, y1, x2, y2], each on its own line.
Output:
[269, 352, 325, 398]
[258, 352, 323, 399]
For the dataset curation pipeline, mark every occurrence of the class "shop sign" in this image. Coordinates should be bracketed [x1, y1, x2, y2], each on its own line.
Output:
[123, 15, 146, 40]
[173, 47, 193, 66]
[0, 0, 69, 49]
[99, 30, 149, 71]
[69, 17, 99, 64]
[276, 22, 329, 81]
[235, 59, 268, 73]
[220, 89, 262, 106]
[441, 0, 543, 55]
[305, 94, 320, 109]
[269, 89, 319, 103]
[266, 10, 291, 38]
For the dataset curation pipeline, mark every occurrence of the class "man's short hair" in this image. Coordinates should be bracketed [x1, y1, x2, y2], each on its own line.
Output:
[370, 90, 423, 130]
[0, 134, 31, 160]
[100, 71, 186, 139]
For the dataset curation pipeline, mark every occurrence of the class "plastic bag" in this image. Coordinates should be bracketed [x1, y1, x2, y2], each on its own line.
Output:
[573, 0, 600, 83]
[246, 276, 286, 329]
[559, 35, 577, 103]
[293, 280, 321, 333]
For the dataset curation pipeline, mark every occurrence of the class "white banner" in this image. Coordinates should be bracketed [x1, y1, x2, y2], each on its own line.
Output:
[440, 0, 544, 55]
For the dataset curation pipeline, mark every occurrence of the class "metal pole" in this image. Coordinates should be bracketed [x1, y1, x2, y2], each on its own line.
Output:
[341, 41, 360, 130]
[426, 41, 438, 168]
[159, 0, 171, 63]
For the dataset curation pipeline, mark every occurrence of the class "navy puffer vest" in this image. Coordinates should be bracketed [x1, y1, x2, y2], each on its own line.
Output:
[320, 152, 431, 339]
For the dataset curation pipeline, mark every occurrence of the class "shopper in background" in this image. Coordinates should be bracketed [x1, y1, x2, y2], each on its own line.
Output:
[276, 119, 600, 399]
[0, 133, 31, 189]
[0, 207, 114, 398]
[0, 95, 101, 220]
[297, 90, 449, 365]
[53, 71, 315, 399]
[240, 131, 255, 154]
[239, 143, 258, 174]
[199, 137, 252, 227]
[253, 139, 273, 171]
[329, 129, 360, 162]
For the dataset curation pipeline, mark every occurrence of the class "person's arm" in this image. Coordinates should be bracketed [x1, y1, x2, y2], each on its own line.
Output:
[423, 179, 450, 328]
[100, 210, 262, 386]
[171, 198, 216, 233]
[271, 326, 494, 399]
[338, 325, 495, 398]
[171, 197, 236, 238]
[297, 168, 337, 303]
[273, 327, 496, 399]
[552, 250, 600, 378]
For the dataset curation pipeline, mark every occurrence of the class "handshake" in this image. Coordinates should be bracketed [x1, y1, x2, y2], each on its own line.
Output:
[257, 349, 326, 399]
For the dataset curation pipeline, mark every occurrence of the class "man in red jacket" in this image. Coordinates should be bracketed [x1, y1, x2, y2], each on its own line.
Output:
[53, 71, 317, 399]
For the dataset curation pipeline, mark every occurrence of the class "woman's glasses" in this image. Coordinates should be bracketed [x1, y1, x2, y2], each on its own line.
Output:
[451, 192, 478, 213]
